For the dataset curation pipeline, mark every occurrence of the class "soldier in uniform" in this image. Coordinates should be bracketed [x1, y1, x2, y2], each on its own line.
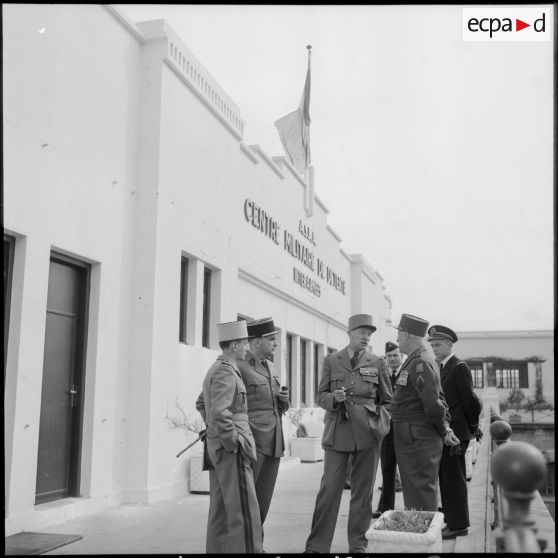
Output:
[373, 341, 404, 518]
[304, 314, 392, 554]
[238, 317, 289, 529]
[195, 320, 263, 554]
[428, 325, 482, 540]
[391, 314, 460, 511]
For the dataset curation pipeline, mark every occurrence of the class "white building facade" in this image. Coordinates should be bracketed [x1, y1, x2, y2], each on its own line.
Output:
[3, 5, 392, 532]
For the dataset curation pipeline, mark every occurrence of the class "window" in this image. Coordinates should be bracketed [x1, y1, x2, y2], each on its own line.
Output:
[470, 367, 483, 388]
[496, 362, 528, 389]
[300, 339, 307, 405]
[179, 257, 189, 343]
[202, 267, 211, 348]
[313, 343, 320, 396]
[4, 235, 15, 381]
[286, 334, 293, 392]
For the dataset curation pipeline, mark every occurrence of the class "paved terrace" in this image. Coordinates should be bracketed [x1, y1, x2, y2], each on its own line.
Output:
[7, 421, 551, 555]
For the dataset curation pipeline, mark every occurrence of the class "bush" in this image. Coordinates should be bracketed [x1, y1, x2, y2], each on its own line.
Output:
[375, 510, 434, 533]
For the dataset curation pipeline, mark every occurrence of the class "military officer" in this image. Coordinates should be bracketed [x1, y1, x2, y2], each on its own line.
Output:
[238, 317, 289, 528]
[428, 325, 482, 540]
[391, 314, 460, 512]
[373, 341, 404, 518]
[195, 320, 263, 554]
[304, 314, 392, 554]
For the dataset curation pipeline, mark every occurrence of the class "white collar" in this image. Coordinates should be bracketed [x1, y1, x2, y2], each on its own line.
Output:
[440, 353, 455, 367]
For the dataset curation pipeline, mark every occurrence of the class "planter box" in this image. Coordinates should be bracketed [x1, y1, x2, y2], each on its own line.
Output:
[189, 452, 209, 494]
[366, 510, 444, 553]
[290, 437, 324, 462]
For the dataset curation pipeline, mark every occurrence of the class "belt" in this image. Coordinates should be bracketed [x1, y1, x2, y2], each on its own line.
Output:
[345, 395, 375, 405]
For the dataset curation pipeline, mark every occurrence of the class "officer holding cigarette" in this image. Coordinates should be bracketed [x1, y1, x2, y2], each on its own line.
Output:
[238, 317, 289, 529]
[304, 314, 392, 554]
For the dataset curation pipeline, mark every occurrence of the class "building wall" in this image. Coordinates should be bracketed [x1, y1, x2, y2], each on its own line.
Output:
[3, 3, 144, 525]
[3, 5, 391, 531]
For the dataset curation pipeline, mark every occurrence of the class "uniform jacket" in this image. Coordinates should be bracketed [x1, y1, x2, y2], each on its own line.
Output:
[440, 355, 481, 441]
[237, 350, 289, 457]
[390, 346, 451, 437]
[318, 347, 392, 451]
[195, 356, 257, 463]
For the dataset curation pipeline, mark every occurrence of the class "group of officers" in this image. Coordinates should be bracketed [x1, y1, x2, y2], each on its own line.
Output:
[195, 312, 482, 554]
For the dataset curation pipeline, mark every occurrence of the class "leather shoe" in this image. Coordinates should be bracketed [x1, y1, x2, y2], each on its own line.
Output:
[395, 486, 402, 492]
[442, 527, 468, 539]
[372, 510, 383, 518]
[303, 550, 319, 554]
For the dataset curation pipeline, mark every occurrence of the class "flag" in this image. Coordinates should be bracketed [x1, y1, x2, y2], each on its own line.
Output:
[275, 52, 311, 175]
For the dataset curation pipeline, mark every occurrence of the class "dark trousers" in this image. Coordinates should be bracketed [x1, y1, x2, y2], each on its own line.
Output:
[252, 451, 281, 525]
[377, 424, 397, 512]
[439, 440, 470, 529]
[305, 446, 380, 553]
[394, 421, 443, 511]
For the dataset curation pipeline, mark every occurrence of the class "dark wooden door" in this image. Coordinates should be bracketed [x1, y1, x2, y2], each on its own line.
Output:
[36, 256, 88, 504]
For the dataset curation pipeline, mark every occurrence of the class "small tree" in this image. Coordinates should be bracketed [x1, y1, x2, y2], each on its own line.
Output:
[506, 387, 525, 413]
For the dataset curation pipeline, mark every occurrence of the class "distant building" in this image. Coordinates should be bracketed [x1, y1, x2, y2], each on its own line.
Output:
[455, 330, 554, 406]
[3, 5, 392, 532]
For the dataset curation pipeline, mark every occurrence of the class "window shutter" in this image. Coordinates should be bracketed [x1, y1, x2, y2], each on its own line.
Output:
[519, 363, 529, 388]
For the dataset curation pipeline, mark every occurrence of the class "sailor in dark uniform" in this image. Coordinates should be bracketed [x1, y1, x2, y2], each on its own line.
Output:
[428, 325, 481, 540]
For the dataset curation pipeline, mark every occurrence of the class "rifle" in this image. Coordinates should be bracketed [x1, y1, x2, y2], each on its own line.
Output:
[176, 429, 207, 458]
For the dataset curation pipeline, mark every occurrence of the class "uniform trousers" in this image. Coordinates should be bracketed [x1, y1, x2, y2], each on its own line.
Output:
[394, 421, 443, 511]
[377, 423, 397, 512]
[305, 446, 380, 553]
[439, 440, 470, 529]
[206, 449, 263, 554]
[252, 451, 281, 525]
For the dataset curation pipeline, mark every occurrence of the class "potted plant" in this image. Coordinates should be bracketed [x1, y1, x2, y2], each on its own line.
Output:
[366, 509, 445, 553]
[286, 407, 325, 462]
[165, 400, 209, 494]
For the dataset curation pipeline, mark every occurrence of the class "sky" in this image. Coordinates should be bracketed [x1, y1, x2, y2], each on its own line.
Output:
[117, 4, 554, 332]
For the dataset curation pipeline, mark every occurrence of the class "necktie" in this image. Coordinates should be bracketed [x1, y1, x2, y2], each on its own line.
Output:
[262, 360, 270, 374]
[439, 362, 444, 374]
[350, 350, 360, 369]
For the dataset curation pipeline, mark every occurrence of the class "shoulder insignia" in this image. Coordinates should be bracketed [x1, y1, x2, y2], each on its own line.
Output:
[416, 363, 424, 373]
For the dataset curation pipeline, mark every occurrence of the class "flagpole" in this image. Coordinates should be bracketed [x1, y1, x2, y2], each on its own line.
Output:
[305, 45, 313, 216]
[306, 44, 312, 170]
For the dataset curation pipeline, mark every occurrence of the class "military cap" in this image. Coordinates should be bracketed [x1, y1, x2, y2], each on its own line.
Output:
[348, 313, 377, 333]
[393, 313, 429, 337]
[428, 325, 458, 343]
[247, 317, 279, 338]
[385, 341, 399, 354]
[217, 320, 248, 342]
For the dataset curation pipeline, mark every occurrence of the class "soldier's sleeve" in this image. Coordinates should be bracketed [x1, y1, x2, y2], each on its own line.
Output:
[411, 359, 450, 436]
[377, 358, 393, 408]
[456, 361, 482, 431]
[195, 390, 206, 424]
[209, 367, 239, 452]
[316, 355, 337, 411]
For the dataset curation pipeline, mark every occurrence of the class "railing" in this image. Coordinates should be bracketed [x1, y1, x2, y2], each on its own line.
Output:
[489, 408, 548, 552]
